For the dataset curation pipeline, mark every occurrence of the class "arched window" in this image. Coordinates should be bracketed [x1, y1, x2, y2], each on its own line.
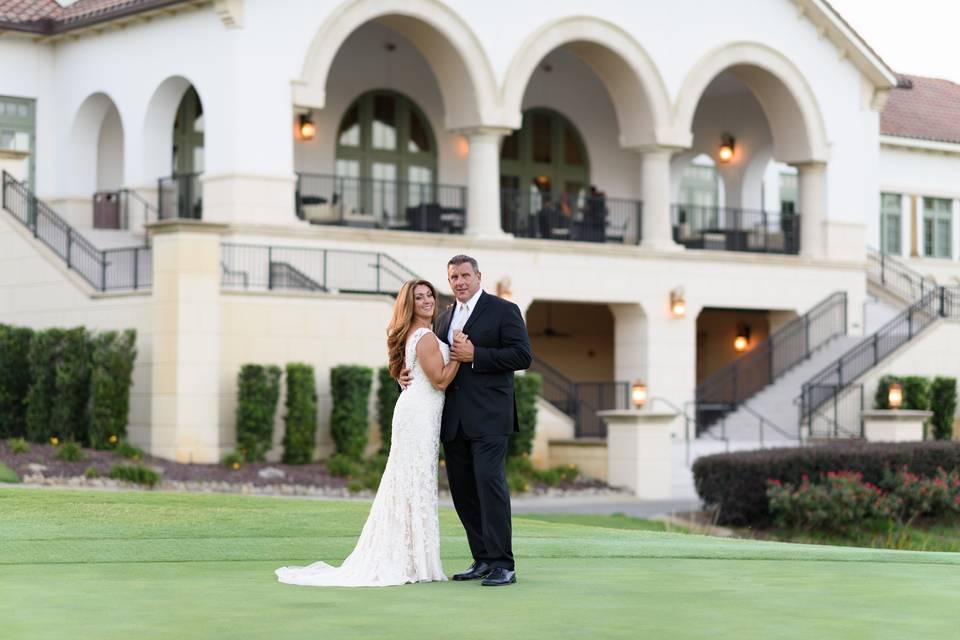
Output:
[499, 108, 589, 203]
[172, 86, 203, 175]
[334, 90, 437, 225]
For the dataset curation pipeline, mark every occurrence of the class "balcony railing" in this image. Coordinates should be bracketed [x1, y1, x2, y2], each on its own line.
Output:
[296, 173, 467, 233]
[672, 204, 800, 254]
[158, 173, 202, 220]
[501, 189, 641, 244]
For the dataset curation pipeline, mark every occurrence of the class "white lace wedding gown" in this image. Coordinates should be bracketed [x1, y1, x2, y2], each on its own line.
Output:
[275, 327, 448, 587]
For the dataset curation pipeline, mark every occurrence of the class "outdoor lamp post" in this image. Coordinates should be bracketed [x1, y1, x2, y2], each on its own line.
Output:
[631, 381, 648, 409]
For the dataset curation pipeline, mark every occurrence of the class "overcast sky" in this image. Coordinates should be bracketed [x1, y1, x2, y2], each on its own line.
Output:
[828, 0, 960, 83]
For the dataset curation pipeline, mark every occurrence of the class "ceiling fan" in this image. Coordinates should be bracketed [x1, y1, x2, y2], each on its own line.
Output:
[531, 303, 572, 338]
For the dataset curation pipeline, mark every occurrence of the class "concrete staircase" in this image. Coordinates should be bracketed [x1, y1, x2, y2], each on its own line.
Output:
[705, 333, 862, 442]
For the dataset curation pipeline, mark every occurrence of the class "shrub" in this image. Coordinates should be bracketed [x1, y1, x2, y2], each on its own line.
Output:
[376, 367, 400, 455]
[510, 373, 541, 460]
[325, 452, 360, 478]
[0, 462, 20, 484]
[6, 437, 29, 454]
[874, 375, 901, 410]
[235, 364, 282, 462]
[902, 376, 930, 411]
[929, 377, 957, 441]
[329, 365, 373, 461]
[55, 441, 85, 462]
[693, 441, 960, 526]
[83, 466, 100, 479]
[108, 463, 160, 488]
[282, 363, 318, 464]
[25, 327, 91, 444]
[221, 451, 243, 470]
[114, 440, 143, 461]
[88, 330, 137, 449]
[0, 324, 33, 439]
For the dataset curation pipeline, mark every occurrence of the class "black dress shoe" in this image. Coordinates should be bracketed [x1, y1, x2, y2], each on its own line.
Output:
[481, 567, 516, 586]
[452, 561, 492, 581]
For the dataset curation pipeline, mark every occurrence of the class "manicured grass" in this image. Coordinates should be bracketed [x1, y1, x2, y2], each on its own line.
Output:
[0, 462, 19, 483]
[2, 488, 960, 639]
[764, 520, 960, 553]
[517, 512, 686, 533]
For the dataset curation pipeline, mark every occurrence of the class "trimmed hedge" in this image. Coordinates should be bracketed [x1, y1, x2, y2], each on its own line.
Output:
[0, 324, 33, 439]
[376, 367, 400, 455]
[281, 363, 317, 464]
[235, 364, 282, 462]
[26, 328, 91, 443]
[693, 441, 960, 527]
[330, 365, 373, 460]
[930, 377, 957, 441]
[509, 373, 541, 460]
[902, 376, 931, 411]
[88, 330, 137, 449]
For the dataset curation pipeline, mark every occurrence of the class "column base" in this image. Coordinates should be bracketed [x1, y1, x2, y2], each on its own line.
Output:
[640, 238, 685, 252]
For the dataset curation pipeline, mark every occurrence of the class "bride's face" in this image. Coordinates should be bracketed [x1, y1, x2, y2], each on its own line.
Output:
[412, 284, 435, 322]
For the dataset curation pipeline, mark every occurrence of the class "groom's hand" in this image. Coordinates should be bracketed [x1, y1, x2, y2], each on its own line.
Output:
[398, 368, 412, 390]
[451, 339, 475, 363]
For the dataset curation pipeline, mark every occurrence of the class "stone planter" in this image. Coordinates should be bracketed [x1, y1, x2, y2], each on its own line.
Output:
[598, 409, 675, 499]
[861, 409, 931, 442]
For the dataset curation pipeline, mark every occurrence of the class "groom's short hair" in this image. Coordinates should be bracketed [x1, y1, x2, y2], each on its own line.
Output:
[448, 254, 479, 273]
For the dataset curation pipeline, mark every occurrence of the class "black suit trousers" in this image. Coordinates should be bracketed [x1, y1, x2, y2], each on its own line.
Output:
[443, 427, 514, 571]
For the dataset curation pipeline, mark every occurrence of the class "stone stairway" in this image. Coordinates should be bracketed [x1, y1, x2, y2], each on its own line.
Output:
[705, 333, 862, 442]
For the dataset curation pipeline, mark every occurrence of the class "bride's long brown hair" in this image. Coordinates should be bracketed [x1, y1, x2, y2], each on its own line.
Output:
[387, 279, 439, 379]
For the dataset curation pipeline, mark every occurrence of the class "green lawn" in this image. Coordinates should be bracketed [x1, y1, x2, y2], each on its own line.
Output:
[2, 488, 960, 639]
[0, 462, 19, 483]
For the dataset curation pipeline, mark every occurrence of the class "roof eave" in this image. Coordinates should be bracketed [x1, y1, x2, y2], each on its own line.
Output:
[0, 0, 195, 35]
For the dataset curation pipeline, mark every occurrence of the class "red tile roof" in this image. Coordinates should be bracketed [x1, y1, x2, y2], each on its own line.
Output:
[0, 0, 187, 32]
[881, 75, 960, 146]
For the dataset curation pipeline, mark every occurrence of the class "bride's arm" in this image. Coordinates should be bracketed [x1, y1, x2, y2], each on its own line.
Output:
[416, 332, 460, 391]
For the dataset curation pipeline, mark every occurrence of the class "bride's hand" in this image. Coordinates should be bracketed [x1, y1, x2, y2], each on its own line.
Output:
[453, 330, 469, 344]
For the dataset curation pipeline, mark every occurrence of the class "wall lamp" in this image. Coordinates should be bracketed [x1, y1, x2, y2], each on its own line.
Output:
[718, 133, 735, 163]
[670, 287, 686, 318]
[734, 324, 751, 352]
[299, 113, 316, 141]
[888, 382, 904, 409]
[631, 380, 648, 409]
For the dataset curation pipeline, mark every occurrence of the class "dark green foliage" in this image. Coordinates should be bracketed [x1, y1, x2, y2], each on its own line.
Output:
[282, 363, 318, 464]
[509, 373, 541, 459]
[88, 330, 137, 449]
[376, 367, 400, 455]
[930, 377, 958, 441]
[108, 463, 160, 488]
[329, 365, 373, 461]
[114, 440, 143, 461]
[902, 376, 930, 411]
[874, 375, 901, 410]
[221, 451, 243, 469]
[0, 324, 33, 438]
[325, 452, 360, 477]
[83, 466, 100, 479]
[54, 441, 85, 462]
[693, 441, 960, 526]
[235, 364, 282, 462]
[26, 328, 91, 443]
[6, 437, 29, 454]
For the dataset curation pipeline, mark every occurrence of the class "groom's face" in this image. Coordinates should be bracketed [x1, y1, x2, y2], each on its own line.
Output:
[447, 263, 481, 303]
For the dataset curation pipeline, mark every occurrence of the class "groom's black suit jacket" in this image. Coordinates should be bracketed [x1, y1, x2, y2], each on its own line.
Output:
[434, 290, 532, 442]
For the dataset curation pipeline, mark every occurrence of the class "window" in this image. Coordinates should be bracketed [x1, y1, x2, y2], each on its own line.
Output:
[499, 108, 589, 202]
[880, 193, 902, 255]
[779, 173, 798, 214]
[923, 197, 952, 259]
[0, 96, 36, 189]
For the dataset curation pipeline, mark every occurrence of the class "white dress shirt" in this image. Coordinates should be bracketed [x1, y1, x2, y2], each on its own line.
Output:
[448, 287, 483, 345]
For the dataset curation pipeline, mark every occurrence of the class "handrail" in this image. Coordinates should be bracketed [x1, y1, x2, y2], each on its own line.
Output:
[648, 396, 728, 465]
[736, 402, 797, 446]
[866, 247, 937, 302]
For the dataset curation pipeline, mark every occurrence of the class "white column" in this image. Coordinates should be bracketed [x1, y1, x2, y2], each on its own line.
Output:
[600, 410, 675, 499]
[899, 194, 911, 258]
[639, 148, 682, 251]
[462, 127, 510, 238]
[796, 161, 826, 259]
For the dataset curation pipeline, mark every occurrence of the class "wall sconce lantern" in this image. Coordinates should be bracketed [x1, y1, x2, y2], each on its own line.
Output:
[888, 382, 904, 409]
[670, 287, 686, 318]
[734, 324, 751, 352]
[631, 380, 648, 409]
[495, 277, 513, 301]
[718, 133, 735, 163]
[299, 114, 316, 141]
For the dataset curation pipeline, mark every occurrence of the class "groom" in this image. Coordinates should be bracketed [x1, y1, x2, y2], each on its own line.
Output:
[435, 254, 531, 586]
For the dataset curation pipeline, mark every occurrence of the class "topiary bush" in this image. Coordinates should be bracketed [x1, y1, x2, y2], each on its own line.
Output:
[329, 365, 373, 461]
[0, 324, 33, 439]
[693, 441, 960, 527]
[376, 367, 400, 455]
[235, 364, 282, 462]
[902, 376, 930, 411]
[509, 373, 541, 460]
[930, 377, 957, 441]
[25, 328, 64, 443]
[282, 363, 317, 464]
[88, 330, 137, 449]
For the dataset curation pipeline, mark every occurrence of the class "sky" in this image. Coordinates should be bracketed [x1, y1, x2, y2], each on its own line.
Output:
[828, 0, 960, 83]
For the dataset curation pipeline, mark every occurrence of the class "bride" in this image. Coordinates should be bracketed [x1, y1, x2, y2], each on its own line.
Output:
[276, 279, 462, 587]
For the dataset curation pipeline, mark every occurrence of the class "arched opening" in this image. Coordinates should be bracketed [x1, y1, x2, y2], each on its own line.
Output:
[68, 93, 125, 230]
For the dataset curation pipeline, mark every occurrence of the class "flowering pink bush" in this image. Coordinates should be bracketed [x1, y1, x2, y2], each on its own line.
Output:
[766, 468, 960, 533]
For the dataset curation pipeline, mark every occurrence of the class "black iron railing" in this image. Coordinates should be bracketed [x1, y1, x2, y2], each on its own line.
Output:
[672, 204, 800, 254]
[528, 356, 630, 438]
[800, 286, 960, 437]
[695, 291, 847, 433]
[158, 173, 202, 220]
[220, 243, 418, 295]
[296, 173, 467, 233]
[866, 247, 937, 301]
[1, 171, 150, 291]
[806, 384, 865, 439]
[501, 189, 641, 244]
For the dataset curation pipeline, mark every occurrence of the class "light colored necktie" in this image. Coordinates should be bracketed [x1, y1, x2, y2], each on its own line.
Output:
[451, 303, 468, 339]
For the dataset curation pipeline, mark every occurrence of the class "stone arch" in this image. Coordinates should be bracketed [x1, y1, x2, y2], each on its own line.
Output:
[501, 16, 673, 148]
[293, 0, 499, 130]
[674, 42, 829, 163]
[68, 92, 125, 196]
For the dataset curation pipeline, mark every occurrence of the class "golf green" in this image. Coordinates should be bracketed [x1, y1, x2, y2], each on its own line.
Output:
[2, 488, 959, 639]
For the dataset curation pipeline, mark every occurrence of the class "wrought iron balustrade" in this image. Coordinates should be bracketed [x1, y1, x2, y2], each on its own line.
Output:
[158, 173, 202, 220]
[500, 188, 641, 244]
[672, 204, 800, 254]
